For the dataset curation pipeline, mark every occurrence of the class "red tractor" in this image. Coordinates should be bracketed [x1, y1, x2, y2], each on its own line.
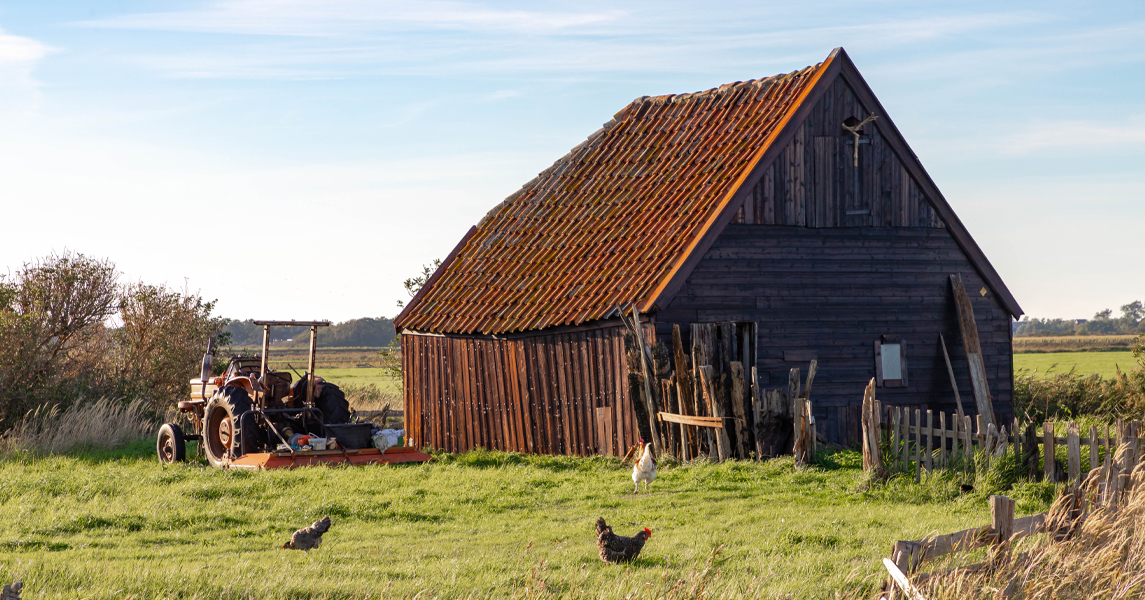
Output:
[156, 320, 429, 469]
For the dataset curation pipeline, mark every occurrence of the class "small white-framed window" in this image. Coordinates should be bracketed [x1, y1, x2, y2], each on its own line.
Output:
[875, 337, 907, 387]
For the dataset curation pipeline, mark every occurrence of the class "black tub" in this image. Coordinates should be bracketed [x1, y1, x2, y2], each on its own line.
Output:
[324, 423, 374, 449]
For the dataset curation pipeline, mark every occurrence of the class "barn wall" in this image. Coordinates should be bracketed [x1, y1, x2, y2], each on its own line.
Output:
[401, 324, 646, 456]
[734, 74, 943, 230]
[657, 225, 1014, 447]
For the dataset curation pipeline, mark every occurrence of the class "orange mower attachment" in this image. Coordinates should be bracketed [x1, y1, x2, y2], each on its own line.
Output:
[229, 446, 432, 470]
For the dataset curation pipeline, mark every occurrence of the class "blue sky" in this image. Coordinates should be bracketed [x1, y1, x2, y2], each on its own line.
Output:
[1, 1, 1142, 322]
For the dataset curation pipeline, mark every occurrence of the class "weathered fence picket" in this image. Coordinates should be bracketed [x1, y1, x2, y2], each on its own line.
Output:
[870, 407, 1142, 485]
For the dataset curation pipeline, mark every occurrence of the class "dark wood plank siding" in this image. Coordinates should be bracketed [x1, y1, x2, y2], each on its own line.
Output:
[735, 75, 943, 230]
[401, 324, 642, 456]
[657, 225, 1014, 446]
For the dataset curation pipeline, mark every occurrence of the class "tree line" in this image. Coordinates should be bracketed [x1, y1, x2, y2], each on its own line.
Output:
[224, 317, 396, 348]
[1014, 301, 1145, 337]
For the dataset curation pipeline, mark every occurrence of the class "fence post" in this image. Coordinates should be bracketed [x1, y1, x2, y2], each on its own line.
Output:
[1067, 422, 1081, 484]
[939, 411, 947, 469]
[1089, 424, 1099, 472]
[1044, 422, 1056, 482]
[989, 495, 1015, 543]
[914, 408, 922, 483]
[963, 415, 973, 467]
[925, 410, 933, 472]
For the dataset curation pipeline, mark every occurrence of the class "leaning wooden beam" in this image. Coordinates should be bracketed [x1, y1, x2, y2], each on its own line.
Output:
[671, 325, 696, 460]
[629, 307, 663, 457]
[883, 558, 927, 600]
[939, 333, 966, 420]
[658, 412, 724, 428]
[950, 274, 996, 428]
[698, 366, 733, 461]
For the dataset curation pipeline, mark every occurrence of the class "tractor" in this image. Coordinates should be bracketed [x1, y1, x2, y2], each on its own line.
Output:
[156, 320, 430, 469]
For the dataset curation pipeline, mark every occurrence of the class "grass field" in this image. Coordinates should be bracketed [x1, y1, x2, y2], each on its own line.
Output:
[1013, 351, 1138, 379]
[1013, 335, 1139, 353]
[0, 444, 1056, 599]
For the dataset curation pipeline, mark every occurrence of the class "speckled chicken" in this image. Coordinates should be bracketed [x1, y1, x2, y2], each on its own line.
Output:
[595, 517, 651, 564]
[283, 516, 332, 551]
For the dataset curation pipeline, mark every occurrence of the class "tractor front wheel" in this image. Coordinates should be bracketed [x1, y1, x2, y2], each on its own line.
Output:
[156, 423, 186, 464]
[203, 386, 253, 467]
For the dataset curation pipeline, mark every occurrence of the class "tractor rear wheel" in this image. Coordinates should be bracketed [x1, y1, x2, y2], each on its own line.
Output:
[203, 386, 254, 467]
[156, 423, 186, 464]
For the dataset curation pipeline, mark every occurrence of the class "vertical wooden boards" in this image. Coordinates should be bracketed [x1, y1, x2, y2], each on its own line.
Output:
[730, 361, 749, 458]
[1044, 422, 1056, 482]
[951, 274, 996, 428]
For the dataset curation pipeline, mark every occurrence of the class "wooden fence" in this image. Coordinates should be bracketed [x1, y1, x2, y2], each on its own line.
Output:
[884, 445, 1142, 600]
[869, 400, 1144, 485]
[631, 316, 818, 463]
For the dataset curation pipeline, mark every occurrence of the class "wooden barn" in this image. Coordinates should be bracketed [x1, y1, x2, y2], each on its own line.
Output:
[393, 47, 1023, 458]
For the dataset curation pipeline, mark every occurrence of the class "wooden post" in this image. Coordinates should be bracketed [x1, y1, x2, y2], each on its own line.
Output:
[1089, 424, 1099, 473]
[307, 325, 318, 404]
[925, 410, 933, 472]
[1024, 424, 1039, 480]
[663, 379, 678, 459]
[803, 360, 818, 400]
[891, 407, 901, 472]
[951, 412, 960, 467]
[963, 415, 973, 464]
[629, 309, 662, 457]
[1067, 422, 1081, 484]
[939, 411, 947, 468]
[950, 274, 996, 428]
[976, 414, 987, 454]
[672, 325, 696, 461]
[730, 362, 749, 458]
[914, 408, 922, 483]
[751, 367, 763, 460]
[989, 495, 1015, 543]
[698, 366, 731, 461]
[861, 378, 882, 474]
[788, 368, 801, 412]
[1044, 422, 1055, 483]
[902, 409, 911, 472]
[939, 332, 966, 420]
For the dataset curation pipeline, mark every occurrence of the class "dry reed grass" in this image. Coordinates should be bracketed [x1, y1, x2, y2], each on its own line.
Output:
[341, 382, 404, 412]
[0, 397, 153, 456]
[904, 462, 1145, 600]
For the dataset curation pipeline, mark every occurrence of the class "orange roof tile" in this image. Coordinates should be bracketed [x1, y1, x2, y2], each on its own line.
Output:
[396, 55, 833, 334]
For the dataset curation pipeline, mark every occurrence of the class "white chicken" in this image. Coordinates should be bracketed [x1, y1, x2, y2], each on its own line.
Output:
[631, 440, 656, 493]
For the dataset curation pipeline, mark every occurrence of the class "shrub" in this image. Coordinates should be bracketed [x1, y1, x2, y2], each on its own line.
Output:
[1014, 363, 1144, 423]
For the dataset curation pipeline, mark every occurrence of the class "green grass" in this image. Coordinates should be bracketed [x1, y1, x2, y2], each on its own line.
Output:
[315, 367, 398, 392]
[0, 443, 1056, 599]
[1013, 351, 1138, 379]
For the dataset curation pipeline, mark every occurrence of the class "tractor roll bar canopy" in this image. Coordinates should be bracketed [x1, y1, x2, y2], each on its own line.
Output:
[253, 320, 331, 403]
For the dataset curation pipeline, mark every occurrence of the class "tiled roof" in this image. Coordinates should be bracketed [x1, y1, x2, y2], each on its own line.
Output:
[396, 57, 832, 334]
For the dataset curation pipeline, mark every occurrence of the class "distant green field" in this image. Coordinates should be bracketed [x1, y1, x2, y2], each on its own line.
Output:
[1014, 351, 1138, 379]
[315, 367, 398, 391]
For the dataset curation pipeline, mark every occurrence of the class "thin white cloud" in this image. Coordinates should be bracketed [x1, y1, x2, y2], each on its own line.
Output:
[76, 0, 624, 37]
[999, 118, 1145, 155]
[0, 27, 57, 109]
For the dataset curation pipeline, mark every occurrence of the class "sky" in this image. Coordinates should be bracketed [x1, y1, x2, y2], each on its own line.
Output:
[0, 0, 1142, 323]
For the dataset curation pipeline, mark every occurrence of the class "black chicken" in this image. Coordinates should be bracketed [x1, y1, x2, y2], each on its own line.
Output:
[595, 517, 651, 564]
[283, 516, 332, 551]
